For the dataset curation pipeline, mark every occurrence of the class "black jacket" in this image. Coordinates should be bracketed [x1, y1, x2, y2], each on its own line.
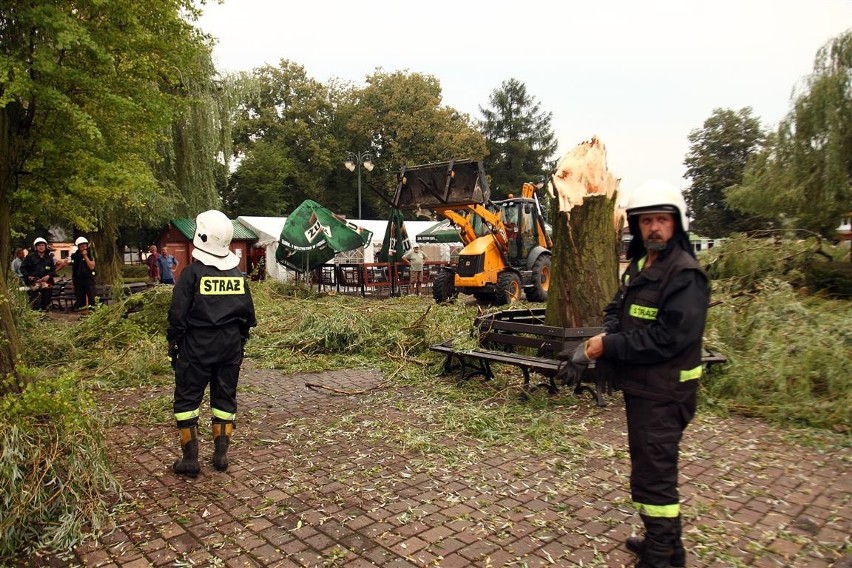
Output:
[20, 252, 57, 286]
[70, 250, 96, 283]
[600, 243, 709, 402]
[167, 261, 257, 343]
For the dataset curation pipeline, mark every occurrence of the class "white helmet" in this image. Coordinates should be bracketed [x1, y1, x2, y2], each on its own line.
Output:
[623, 179, 689, 232]
[75, 236, 89, 246]
[33, 237, 47, 246]
[191, 209, 239, 270]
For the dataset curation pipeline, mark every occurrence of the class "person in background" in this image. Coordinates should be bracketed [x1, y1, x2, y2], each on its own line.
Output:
[167, 210, 256, 477]
[402, 244, 428, 296]
[581, 180, 709, 568]
[20, 237, 59, 310]
[146, 244, 160, 286]
[69, 236, 97, 310]
[10, 247, 26, 285]
[158, 246, 179, 285]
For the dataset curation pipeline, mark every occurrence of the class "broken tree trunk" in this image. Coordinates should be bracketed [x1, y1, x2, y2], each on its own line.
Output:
[545, 136, 623, 328]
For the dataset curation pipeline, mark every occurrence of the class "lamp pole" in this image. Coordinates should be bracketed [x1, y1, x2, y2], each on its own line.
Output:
[344, 150, 374, 219]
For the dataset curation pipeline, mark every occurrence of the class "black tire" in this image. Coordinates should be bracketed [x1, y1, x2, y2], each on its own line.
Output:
[432, 271, 456, 303]
[472, 292, 495, 303]
[525, 255, 552, 302]
[495, 271, 522, 305]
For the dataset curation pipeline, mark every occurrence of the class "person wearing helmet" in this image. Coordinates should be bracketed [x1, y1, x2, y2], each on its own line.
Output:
[20, 237, 60, 310]
[582, 180, 709, 568]
[167, 210, 256, 477]
[69, 236, 97, 310]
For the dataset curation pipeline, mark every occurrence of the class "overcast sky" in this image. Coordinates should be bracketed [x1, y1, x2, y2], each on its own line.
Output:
[196, 0, 851, 191]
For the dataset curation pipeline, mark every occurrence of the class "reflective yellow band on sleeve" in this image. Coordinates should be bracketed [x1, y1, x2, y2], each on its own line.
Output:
[680, 365, 703, 382]
[629, 304, 658, 320]
[633, 502, 680, 518]
[175, 408, 200, 422]
[200, 276, 245, 295]
[212, 408, 236, 421]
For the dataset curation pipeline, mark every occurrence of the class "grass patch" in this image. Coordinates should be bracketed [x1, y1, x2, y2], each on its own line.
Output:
[2, 254, 850, 559]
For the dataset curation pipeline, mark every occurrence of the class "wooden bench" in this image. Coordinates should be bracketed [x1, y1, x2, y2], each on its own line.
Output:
[50, 281, 76, 311]
[50, 281, 151, 311]
[432, 308, 607, 404]
[431, 308, 728, 406]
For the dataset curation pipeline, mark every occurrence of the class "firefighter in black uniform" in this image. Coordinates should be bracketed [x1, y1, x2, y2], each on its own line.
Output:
[167, 209, 257, 477]
[584, 180, 709, 568]
[69, 236, 97, 310]
[20, 237, 59, 310]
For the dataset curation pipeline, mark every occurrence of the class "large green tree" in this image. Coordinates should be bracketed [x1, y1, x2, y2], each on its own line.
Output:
[0, 0, 214, 389]
[683, 107, 767, 237]
[479, 78, 557, 199]
[223, 61, 337, 217]
[345, 70, 487, 218]
[727, 32, 852, 239]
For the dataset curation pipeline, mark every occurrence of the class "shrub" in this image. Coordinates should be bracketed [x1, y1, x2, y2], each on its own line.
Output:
[0, 373, 118, 557]
[804, 260, 852, 298]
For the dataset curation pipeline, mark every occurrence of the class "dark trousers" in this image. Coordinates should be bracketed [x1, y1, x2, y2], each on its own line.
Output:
[29, 287, 52, 310]
[625, 392, 696, 543]
[173, 326, 243, 427]
[74, 278, 96, 309]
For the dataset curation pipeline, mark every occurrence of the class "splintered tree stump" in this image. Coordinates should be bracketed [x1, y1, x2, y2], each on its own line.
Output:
[546, 136, 623, 328]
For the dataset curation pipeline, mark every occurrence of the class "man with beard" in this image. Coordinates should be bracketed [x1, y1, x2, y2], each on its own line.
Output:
[582, 180, 709, 568]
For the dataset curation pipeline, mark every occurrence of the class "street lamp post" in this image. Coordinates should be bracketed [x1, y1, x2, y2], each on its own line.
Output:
[344, 150, 374, 219]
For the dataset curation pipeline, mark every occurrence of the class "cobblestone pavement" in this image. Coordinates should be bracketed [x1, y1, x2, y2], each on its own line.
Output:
[23, 365, 851, 568]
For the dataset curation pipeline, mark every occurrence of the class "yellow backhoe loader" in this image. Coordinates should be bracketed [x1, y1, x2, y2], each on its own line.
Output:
[392, 160, 552, 304]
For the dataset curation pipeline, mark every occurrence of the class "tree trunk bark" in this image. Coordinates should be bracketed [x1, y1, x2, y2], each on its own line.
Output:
[92, 217, 122, 286]
[0, 105, 24, 393]
[545, 137, 622, 329]
[547, 196, 620, 327]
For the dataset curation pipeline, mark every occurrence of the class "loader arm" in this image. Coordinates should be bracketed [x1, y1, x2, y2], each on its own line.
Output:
[436, 204, 509, 253]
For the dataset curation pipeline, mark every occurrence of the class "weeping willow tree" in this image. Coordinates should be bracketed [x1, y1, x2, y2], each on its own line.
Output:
[100, 51, 233, 285]
[727, 31, 852, 241]
[545, 137, 622, 328]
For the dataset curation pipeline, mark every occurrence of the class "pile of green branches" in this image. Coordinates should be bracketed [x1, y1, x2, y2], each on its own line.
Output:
[247, 280, 483, 375]
[699, 236, 852, 431]
[2, 254, 848, 559]
[1, 284, 175, 560]
[0, 371, 118, 557]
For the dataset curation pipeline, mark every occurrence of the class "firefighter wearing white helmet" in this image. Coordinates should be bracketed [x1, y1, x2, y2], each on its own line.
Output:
[20, 237, 59, 310]
[167, 210, 256, 477]
[583, 180, 709, 567]
[69, 236, 97, 310]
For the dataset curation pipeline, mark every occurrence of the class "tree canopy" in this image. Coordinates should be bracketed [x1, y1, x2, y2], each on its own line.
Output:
[346, 70, 486, 217]
[683, 107, 768, 237]
[479, 78, 558, 199]
[223, 61, 337, 217]
[726, 31, 852, 238]
[223, 67, 486, 220]
[0, 0, 217, 388]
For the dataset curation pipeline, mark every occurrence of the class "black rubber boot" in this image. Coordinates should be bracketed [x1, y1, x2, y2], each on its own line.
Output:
[212, 421, 234, 472]
[173, 426, 200, 477]
[635, 540, 675, 568]
[626, 536, 686, 567]
[628, 515, 685, 567]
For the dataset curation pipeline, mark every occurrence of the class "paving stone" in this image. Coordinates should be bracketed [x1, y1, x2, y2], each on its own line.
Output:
[13, 365, 849, 567]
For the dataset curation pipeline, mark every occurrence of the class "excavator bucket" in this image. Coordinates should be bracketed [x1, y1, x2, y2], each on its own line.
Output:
[392, 160, 490, 211]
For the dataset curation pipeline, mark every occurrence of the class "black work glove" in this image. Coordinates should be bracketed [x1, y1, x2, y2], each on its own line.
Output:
[554, 342, 592, 387]
[168, 342, 179, 370]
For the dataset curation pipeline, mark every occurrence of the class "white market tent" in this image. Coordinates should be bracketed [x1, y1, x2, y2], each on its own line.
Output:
[236, 216, 455, 281]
